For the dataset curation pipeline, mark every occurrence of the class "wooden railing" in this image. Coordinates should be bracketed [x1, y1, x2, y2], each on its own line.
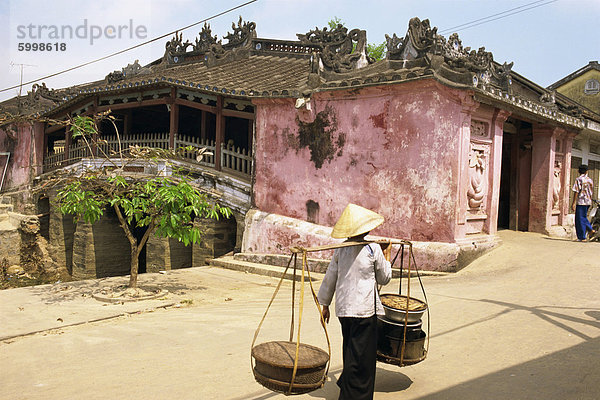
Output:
[221, 144, 253, 176]
[97, 133, 170, 157]
[42, 132, 252, 179]
[43, 151, 65, 171]
[175, 134, 216, 168]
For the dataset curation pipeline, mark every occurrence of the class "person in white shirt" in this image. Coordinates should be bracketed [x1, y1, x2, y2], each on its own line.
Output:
[317, 203, 392, 400]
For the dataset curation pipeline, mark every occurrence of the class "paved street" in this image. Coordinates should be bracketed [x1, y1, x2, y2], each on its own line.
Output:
[1, 230, 599, 400]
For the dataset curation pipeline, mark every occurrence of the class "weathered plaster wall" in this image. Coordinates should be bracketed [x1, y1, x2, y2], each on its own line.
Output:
[243, 210, 462, 272]
[0, 123, 35, 191]
[252, 80, 468, 249]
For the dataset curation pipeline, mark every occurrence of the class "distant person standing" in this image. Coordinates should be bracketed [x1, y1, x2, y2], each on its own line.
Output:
[571, 164, 595, 241]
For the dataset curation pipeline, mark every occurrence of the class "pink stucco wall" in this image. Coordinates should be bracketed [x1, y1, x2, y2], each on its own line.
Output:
[253, 80, 471, 244]
[0, 123, 36, 190]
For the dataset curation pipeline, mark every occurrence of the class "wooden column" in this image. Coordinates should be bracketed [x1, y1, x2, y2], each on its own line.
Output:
[63, 128, 71, 166]
[43, 125, 48, 157]
[509, 131, 520, 230]
[34, 122, 45, 176]
[123, 110, 132, 136]
[90, 97, 98, 157]
[248, 118, 253, 151]
[215, 95, 224, 171]
[200, 110, 207, 141]
[169, 88, 178, 149]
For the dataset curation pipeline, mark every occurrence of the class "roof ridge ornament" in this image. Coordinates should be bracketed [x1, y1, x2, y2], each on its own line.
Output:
[297, 24, 370, 73]
[194, 23, 219, 53]
[106, 60, 151, 83]
[385, 17, 513, 91]
[162, 17, 257, 66]
[19, 83, 75, 111]
[223, 16, 257, 47]
[386, 17, 437, 61]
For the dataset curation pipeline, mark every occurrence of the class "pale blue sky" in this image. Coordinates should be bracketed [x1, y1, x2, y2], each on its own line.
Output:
[0, 0, 598, 102]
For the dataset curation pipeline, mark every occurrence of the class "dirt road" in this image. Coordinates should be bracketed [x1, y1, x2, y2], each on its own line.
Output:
[1, 230, 599, 399]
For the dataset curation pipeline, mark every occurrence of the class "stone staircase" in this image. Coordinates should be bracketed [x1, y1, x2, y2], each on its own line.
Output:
[209, 254, 324, 282]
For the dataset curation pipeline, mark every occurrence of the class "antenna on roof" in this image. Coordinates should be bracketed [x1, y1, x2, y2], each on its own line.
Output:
[9, 62, 38, 97]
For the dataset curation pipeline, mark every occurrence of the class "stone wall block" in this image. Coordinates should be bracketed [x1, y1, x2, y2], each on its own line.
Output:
[71, 212, 131, 280]
[146, 233, 169, 273]
[192, 216, 237, 266]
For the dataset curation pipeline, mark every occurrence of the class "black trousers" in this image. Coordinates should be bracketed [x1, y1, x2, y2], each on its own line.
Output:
[337, 315, 378, 400]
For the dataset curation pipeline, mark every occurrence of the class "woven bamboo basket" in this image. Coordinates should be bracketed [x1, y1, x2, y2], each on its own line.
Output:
[252, 341, 329, 395]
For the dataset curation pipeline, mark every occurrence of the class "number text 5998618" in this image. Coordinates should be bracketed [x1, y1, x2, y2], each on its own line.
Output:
[18, 43, 67, 51]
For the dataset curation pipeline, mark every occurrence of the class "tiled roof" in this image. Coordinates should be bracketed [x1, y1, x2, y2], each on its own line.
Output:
[0, 17, 591, 129]
[80, 54, 312, 98]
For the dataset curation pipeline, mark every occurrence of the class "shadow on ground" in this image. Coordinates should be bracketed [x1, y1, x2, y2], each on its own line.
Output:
[26, 272, 208, 304]
[415, 336, 600, 400]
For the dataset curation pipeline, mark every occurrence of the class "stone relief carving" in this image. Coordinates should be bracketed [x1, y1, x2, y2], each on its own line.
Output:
[297, 24, 368, 73]
[553, 159, 562, 211]
[470, 120, 488, 138]
[539, 91, 559, 110]
[193, 23, 219, 53]
[440, 34, 513, 89]
[467, 143, 489, 211]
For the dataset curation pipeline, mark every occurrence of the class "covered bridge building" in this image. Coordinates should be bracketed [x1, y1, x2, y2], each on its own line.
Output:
[0, 17, 592, 276]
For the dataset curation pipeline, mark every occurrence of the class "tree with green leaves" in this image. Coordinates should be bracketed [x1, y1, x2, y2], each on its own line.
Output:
[54, 114, 231, 288]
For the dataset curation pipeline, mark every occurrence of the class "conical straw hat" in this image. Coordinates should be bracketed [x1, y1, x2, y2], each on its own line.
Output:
[331, 203, 384, 239]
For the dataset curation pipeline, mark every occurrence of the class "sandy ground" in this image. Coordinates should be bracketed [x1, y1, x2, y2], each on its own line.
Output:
[1, 229, 599, 400]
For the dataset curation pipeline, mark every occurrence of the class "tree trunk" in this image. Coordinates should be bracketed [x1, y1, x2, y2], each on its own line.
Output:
[112, 203, 141, 289]
[129, 244, 139, 288]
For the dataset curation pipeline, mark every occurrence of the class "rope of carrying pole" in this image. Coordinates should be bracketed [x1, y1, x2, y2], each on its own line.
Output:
[250, 249, 331, 395]
[251, 238, 428, 393]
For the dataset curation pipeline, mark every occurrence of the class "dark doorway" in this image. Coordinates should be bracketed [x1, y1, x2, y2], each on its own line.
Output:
[224, 116, 251, 151]
[498, 121, 532, 231]
[498, 135, 512, 229]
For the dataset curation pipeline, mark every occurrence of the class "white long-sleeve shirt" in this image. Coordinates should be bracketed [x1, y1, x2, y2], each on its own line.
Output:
[317, 243, 392, 318]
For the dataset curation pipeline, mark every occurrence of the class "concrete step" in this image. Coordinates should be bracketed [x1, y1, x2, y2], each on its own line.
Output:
[209, 255, 323, 282]
[211, 255, 448, 281]
[233, 252, 330, 272]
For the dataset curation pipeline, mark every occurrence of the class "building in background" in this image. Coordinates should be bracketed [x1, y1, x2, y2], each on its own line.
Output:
[548, 61, 600, 203]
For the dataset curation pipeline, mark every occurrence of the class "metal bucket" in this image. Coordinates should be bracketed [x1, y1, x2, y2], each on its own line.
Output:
[380, 294, 427, 323]
[377, 316, 427, 366]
